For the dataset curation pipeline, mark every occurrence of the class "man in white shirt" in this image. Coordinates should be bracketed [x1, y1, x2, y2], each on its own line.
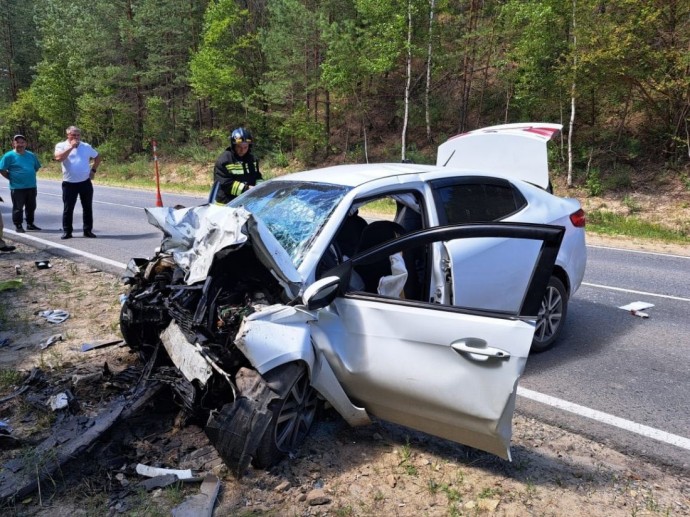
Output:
[54, 126, 101, 239]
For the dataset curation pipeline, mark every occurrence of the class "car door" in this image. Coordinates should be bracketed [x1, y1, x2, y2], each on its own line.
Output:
[312, 223, 563, 459]
[429, 176, 539, 312]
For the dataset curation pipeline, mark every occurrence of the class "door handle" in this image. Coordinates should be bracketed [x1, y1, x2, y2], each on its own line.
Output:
[451, 338, 511, 360]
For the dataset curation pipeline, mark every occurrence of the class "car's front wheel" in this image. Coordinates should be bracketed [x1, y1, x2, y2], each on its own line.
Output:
[531, 276, 568, 353]
[253, 363, 320, 468]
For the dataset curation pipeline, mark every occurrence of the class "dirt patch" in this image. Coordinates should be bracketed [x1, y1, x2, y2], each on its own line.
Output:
[1, 242, 688, 516]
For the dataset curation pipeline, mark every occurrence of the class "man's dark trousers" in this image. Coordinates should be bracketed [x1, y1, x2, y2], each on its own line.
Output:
[10, 188, 37, 227]
[62, 179, 93, 233]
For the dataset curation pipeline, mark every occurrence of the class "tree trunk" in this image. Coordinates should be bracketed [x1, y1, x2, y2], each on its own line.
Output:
[401, 0, 413, 161]
[567, 0, 577, 188]
[425, 0, 436, 143]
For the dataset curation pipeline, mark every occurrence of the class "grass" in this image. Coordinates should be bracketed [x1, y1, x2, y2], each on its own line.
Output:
[0, 368, 24, 390]
[587, 209, 690, 243]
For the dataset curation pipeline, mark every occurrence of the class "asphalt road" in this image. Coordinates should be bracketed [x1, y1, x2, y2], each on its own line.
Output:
[1, 179, 207, 271]
[3, 179, 689, 472]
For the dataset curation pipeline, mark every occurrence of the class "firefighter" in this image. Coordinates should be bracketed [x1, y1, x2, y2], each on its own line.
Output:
[211, 127, 262, 204]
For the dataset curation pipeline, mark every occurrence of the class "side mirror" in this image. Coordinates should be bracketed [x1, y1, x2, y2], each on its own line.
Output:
[302, 276, 340, 310]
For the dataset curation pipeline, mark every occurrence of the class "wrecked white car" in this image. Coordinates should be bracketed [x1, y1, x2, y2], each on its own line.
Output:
[121, 207, 564, 476]
[120, 123, 585, 475]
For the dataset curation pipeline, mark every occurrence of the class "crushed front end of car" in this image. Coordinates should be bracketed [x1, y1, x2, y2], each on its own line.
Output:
[120, 204, 311, 476]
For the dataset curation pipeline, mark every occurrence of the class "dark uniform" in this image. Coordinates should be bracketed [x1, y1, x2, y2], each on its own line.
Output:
[212, 127, 262, 204]
[212, 147, 261, 204]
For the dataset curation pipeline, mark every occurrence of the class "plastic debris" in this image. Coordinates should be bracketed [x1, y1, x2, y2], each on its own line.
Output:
[135, 464, 195, 480]
[40, 334, 63, 350]
[47, 392, 72, 411]
[34, 260, 52, 270]
[619, 301, 654, 318]
[171, 474, 220, 517]
[138, 474, 179, 492]
[38, 309, 70, 324]
[14, 265, 21, 275]
[81, 339, 124, 352]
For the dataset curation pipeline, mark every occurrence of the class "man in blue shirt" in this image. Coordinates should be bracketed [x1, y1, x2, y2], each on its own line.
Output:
[0, 135, 42, 233]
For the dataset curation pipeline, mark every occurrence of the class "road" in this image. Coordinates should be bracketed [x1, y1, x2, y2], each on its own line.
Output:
[520, 245, 690, 472]
[3, 179, 689, 472]
[1, 179, 206, 271]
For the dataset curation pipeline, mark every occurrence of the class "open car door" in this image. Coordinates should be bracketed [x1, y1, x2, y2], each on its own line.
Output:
[311, 223, 564, 459]
[436, 122, 562, 190]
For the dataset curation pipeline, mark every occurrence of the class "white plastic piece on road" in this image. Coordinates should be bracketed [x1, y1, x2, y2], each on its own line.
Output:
[135, 463, 194, 480]
[618, 301, 654, 311]
[619, 301, 654, 318]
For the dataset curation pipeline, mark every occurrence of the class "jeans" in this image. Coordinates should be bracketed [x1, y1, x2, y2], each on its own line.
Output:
[62, 179, 94, 233]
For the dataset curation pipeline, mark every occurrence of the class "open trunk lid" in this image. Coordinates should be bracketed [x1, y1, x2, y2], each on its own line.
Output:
[437, 122, 562, 190]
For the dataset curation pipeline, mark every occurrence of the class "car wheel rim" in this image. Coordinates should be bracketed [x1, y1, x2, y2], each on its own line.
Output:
[534, 285, 563, 343]
[274, 372, 318, 452]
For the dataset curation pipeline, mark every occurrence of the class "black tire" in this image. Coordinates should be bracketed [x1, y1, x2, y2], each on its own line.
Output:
[531, 276, 568, 353]
[252, 363, 319, 468]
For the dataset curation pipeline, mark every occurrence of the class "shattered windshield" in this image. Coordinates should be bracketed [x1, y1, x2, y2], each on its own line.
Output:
[228, 181, 351, 267]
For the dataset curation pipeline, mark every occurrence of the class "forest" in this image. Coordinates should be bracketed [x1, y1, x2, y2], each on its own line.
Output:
[1, 0, 689, 186]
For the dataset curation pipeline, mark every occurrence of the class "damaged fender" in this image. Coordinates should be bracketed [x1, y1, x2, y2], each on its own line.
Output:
[236, 304, 370, 427]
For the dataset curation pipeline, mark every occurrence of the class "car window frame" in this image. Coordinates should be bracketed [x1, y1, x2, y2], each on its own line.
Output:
[429, 176, 528, 225]
[322, 222, 564, 319]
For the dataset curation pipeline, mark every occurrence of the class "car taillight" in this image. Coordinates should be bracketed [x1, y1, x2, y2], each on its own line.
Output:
[570, 208, 586, 228]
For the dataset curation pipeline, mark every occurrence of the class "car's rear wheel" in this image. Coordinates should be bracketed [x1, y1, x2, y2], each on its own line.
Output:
[531, 276, 568, 353]
[253, 363, 319, 468]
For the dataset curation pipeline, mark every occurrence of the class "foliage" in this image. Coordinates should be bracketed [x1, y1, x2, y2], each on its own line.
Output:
[0, 0, 687, 172]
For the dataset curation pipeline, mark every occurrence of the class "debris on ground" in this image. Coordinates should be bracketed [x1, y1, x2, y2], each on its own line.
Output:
[171, 473, 221, 517]
[37, 309, 70, 324]
[39, 333, 63, 350]
[34, 260, 51, 270]
[1, 241, 688, 516]
[135, 463, 195, 480]
[81, 338, 124, 352]
[619, 301, 654, 318]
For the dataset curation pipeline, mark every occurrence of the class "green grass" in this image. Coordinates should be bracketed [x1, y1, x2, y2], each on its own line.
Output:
[0, 369, 24, 390]
[587, 210, 690, 243]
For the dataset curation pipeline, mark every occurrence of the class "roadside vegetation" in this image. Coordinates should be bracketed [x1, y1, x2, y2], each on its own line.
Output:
[35, 145, 690, 249]
[1, 1, 688, 192]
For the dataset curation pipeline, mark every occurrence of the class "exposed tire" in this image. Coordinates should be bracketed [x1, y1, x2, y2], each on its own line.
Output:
[252, 363, 319, 469]
[531, 275, 568, 353]
[205, 363, 319, 477]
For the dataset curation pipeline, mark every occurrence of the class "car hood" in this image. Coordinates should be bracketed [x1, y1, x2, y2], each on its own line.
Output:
[436, 122, 562, 190]
[145, 205, 302, 298]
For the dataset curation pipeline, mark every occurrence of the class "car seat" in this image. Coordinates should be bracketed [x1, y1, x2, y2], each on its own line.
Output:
[354, 221, 407, 294]
[336, 213, 368, 258]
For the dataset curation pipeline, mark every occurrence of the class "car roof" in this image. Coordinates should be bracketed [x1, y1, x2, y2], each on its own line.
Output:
[270, 162, 524, 189]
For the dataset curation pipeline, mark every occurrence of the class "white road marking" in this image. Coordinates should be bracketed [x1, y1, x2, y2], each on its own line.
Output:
[518, 387, 690, 450]
[588, 244, 690, 260]
[582, 282, 690, 302]
[4, 231, 127, 270]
